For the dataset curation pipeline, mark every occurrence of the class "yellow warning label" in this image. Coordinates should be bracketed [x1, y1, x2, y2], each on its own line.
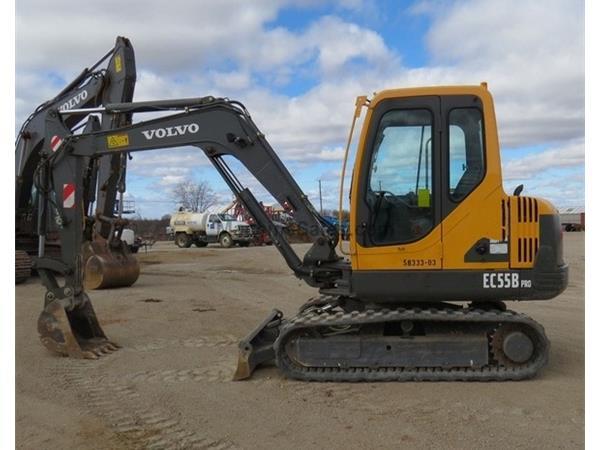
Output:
[106, 134, 129, 149]
[115, 55, 122, 73]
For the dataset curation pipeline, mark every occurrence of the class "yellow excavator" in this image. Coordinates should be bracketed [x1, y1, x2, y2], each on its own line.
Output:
[30, 45, 567, 380]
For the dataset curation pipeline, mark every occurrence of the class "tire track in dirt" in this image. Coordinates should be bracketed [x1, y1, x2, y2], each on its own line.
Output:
[116, 359, 236, 385]
[124, 335, 238, 353]
[56, 357, 238, 449]
[108, 357, 370, 409]
[56, 333, 365, 448]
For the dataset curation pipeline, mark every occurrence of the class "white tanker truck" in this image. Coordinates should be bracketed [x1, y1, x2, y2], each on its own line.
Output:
[169, 209, 253, 248]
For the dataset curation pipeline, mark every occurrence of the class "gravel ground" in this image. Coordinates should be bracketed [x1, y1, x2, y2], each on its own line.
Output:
[16, 233, 584, 449]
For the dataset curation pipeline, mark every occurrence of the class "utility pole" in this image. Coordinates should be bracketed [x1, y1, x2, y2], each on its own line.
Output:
[318, 179, 323, 214]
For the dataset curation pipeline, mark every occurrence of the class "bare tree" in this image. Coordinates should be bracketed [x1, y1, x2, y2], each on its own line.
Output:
[172, 180, 217, 212]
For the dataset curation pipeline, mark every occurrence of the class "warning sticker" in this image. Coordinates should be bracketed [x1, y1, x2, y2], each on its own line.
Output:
[63, 183, 75, 208]
[50, 135, 63, 152]
[106, 133, 129, 149]
[115, 55, 122, 73]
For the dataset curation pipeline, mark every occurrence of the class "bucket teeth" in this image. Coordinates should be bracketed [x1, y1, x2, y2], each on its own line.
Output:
[82, 351, 99, 360]
[99, 343, 115, 354]
[37, 294, 118, 359]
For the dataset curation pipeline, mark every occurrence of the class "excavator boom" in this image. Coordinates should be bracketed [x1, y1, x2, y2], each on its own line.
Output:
[43, 97, 341, 285]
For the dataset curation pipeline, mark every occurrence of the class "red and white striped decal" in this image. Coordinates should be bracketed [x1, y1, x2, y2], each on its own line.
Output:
[63, 183, 75, 209]
[50, 135, 63, 152]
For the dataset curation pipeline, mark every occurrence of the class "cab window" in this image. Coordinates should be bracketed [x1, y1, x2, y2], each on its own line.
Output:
[367, 108, 434, 245]
[448, 108, 485, 201]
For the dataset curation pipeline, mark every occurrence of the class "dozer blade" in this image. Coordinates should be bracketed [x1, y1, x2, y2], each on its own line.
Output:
[233, 309, 283, 380]
[37, 294, 120, 358]
[83, 240, 140, 290]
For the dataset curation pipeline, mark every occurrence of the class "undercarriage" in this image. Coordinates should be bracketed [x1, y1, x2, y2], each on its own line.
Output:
[235, 297, 549, 382]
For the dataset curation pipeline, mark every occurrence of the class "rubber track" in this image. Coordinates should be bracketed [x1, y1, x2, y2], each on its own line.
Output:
[275, 303, 549, 382]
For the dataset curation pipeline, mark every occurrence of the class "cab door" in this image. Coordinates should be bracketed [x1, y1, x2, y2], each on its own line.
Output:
[207, 214, 221, 238]
[439, 95, 507, 270]
[352, 96, 443, 271]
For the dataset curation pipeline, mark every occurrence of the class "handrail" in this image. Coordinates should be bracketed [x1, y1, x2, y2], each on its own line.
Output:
[338, 95, 369, 255]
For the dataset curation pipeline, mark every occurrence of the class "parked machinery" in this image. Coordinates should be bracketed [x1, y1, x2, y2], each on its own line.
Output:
[32, 70, 567, 380]
[170, 208, 253, 248]
[559, 207, 585, 232]
[221, 199, 285, 245]
[15, 37, 138, 288]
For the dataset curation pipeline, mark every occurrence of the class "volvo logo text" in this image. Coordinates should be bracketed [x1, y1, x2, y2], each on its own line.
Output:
[141, 123, 200, 140]
[58, 90, 88, 111]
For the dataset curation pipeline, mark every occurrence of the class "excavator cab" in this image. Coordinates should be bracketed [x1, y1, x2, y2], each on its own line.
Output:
[348, 85, 567, 303]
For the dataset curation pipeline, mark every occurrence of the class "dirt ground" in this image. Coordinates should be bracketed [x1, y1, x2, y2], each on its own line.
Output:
[16, 233, 584, 449]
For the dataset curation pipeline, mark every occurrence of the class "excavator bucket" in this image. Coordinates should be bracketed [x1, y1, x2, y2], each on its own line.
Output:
[37, 294, 119, 358]
[82, 239, 140, 290]
[233, 309, 283, 380]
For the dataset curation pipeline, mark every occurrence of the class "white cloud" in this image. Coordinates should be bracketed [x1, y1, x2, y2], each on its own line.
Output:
[420, 0, 584, 147]
[425, 0, 583, 66]
[16, 0, 282, 73]
[502, 138, 585, 181]
[157, 174, 187, 187]
[208, 71, 252, 91]
[304, 16, 394, 77]
[127, 147, 212, 189]
[15, 0, 584, 216]
[15, 1, 391, 79]
[314, 147, 345, 161]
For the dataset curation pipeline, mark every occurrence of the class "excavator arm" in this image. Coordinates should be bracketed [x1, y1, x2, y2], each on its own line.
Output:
[42, 97, 343, 287]
[34, 95, 345, 359]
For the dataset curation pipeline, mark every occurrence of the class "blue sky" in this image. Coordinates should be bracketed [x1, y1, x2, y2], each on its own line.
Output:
[16, 0, 584, 218]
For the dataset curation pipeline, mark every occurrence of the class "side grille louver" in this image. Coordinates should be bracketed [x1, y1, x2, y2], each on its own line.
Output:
[501, 199, 509, 241]
[508, 196, 540, 267]
[517, 237, 539, 263]
[517, 197, 539, 224]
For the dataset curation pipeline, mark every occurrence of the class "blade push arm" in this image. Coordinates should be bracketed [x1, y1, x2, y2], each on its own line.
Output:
[41, 97, 342, 292]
